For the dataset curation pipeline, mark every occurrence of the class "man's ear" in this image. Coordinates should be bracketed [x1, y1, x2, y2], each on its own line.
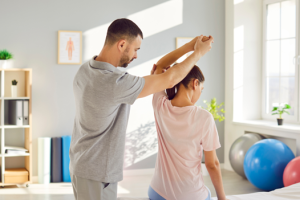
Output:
[117, 39, 126, 52]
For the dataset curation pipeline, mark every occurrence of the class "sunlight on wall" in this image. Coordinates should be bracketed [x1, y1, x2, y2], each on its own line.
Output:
[83, 22, 110, 62]
[124, 56, 163, 167]
[234, 0, 244, 5]
[83, 0, 183, 61]
[126, 55, 163, 133]
[233, 25, 244, 120]
[234, 26, 244, 52]
[127, 0, 183, 38]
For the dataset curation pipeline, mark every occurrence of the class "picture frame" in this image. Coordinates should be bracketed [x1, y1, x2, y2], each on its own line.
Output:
[58, 30, 82, 65]
[176, 37, 193, 63]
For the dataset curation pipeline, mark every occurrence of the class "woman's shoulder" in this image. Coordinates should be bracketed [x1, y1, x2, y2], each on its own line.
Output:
[195, 107, 214, 120]
[152, 91, 168, 109]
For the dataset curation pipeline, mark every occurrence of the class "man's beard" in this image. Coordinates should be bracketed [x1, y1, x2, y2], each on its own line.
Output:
[119, 55, 131, 68]
[119, 48, 134, 68]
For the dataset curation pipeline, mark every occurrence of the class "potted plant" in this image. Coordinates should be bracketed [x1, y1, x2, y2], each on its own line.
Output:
[272, 104, 291, 125]
[0, 50, 13, 68]
[202, 98, 225, 122]
[11, 80, 18, 97]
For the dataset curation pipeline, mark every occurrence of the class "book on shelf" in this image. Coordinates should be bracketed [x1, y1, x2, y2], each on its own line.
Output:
[4, 100, 29, 126]
[4, 146, 28, 155]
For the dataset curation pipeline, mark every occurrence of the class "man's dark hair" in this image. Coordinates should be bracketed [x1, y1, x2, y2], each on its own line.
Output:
[105, 18, 143, 45]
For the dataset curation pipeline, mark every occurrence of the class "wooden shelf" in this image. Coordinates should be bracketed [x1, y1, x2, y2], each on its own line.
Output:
[2, 97, 30, 100]
[0, 68, 31, 72]
[0, 68, 32, 186]
[3, 125, 30, 129]
[4, 153, 30, 157]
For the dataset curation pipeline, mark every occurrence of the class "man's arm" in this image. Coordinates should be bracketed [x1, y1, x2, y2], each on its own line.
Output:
[138, 35, 213, 98]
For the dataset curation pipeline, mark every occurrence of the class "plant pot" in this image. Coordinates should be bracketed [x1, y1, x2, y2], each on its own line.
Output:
[11, 85, 17, 97]
[277, 118, 283, 126]
[0, 60, 7, 68]
[5, 60, 14, 69]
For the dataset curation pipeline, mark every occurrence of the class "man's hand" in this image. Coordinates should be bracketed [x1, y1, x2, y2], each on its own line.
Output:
[151, 64, 170, 75]
[151, 64, 157, 75]
[194, 35, 214, 57]
[163, 65, 171, 73]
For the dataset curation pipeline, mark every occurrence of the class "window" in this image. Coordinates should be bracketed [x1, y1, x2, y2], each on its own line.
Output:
[263, 0, 299, 122]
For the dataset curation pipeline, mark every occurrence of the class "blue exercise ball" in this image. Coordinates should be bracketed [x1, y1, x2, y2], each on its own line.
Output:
[244, 139, 295, 191]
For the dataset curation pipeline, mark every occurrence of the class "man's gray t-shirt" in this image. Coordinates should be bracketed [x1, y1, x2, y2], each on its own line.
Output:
[70, 56, 145, 183]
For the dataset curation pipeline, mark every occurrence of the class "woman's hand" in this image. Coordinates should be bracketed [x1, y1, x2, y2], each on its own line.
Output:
[185, 35, 211, 52]
[194, 35, 214, 57]
[185, 36, 199, 52]
[202, 36, 211, 42]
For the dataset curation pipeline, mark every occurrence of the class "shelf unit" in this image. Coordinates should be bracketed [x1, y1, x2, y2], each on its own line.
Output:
[0, 68, 32, 186]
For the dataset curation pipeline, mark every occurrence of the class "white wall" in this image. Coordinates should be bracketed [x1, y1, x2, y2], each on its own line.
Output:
[1, 0, 225, 175]
[224, 0, 263, 170]
[224, 0, 299, 171]
[233, 0, 262, 121]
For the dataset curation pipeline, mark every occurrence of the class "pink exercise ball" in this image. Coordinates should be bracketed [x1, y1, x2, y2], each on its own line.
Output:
[283, 157, 300, 187]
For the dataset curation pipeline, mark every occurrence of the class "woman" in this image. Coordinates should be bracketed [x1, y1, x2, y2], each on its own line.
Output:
[148, 37, 227, 200]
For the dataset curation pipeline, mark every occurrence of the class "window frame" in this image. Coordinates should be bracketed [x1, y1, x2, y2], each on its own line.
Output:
[262, 0, 300, 123]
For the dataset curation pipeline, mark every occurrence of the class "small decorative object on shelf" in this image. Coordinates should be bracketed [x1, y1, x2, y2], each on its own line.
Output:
[0, 49, 13, 68]
[201, 98, 225, 122]
[5, 146, 28, 155]
[5, 168, 29, 184]
[272, 104, 291, 125]
[11, 79, 18, 97]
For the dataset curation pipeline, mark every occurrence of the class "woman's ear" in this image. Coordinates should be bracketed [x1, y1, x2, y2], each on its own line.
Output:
[193, 79, 199, 90]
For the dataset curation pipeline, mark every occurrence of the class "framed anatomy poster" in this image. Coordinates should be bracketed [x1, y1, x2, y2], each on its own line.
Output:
[176, 37, 193, 63]
[58, 30, 82, 64]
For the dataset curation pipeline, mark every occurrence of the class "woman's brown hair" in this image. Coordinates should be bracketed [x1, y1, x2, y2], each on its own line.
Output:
[166, 64, 205, 100]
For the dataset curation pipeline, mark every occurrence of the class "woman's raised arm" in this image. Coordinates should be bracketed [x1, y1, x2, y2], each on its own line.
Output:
[138, 36, 213, 99]
[154, 36, 211, 74]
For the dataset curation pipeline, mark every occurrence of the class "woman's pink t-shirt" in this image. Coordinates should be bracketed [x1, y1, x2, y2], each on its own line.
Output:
[150, 91, 221, 200]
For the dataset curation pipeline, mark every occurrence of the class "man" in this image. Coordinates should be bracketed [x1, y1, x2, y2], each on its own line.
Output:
[70, 18, 213, 200]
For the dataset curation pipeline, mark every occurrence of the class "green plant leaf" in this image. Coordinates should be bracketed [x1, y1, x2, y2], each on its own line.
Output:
[202, 98, 225, 122]
[0, 49, 13, 60]
[272, 107, 278, 111]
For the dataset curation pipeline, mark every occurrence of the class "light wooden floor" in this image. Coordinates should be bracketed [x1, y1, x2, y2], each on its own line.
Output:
[118, 169, 263, 198]
[0, 169, 262, 200]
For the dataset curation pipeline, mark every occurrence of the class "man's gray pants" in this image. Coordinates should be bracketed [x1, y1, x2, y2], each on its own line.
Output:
[71, 173, 117, 200]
